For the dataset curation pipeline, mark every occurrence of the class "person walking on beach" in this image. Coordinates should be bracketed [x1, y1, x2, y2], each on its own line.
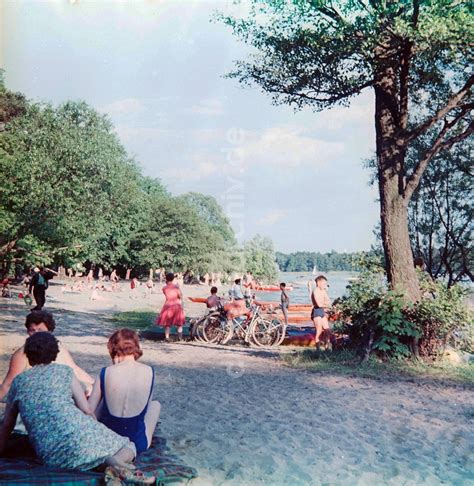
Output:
[280, 282, 290, 326]
[310, 275, 331, 347]
[110, 269, 119, 283]
[86, 267, 94, 285]
[28, 267, 57, 310]
[155, 273, 186, 342]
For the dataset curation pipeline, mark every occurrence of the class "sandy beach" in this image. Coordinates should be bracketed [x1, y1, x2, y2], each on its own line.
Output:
[1, 281, 473, 485]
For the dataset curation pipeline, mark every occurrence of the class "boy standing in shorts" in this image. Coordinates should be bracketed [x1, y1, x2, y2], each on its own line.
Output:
[311, 275, 331, 347]
[280, 282, 289, 325]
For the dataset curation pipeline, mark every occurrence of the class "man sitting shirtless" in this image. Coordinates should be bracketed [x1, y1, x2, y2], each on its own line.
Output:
[0, 311, 94, 401]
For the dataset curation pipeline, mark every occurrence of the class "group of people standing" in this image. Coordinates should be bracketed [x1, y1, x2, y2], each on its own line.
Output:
[0, 311, 159, 483]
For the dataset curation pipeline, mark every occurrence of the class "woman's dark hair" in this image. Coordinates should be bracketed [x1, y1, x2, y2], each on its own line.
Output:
[25, 310, 56, 332]
[280, 282, 286, 288]
[24, 332, 59, 366]
[210, 286, 218, 294]
[165, 272, 175, 283]
[108, 328, 143, 361]
[234, 278, 241, 285]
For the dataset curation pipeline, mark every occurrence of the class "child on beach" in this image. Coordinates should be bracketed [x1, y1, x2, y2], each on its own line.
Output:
[310, 275, 332, 347]
[206, 287, 222, 310]
[155, 273, 186, 342]
[1, 277, 11, 297]
[280, 282, 289, 325]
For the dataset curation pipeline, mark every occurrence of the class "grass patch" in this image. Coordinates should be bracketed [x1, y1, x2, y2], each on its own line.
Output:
[282, 349, 474, 388]
[108, 310, 156, 330]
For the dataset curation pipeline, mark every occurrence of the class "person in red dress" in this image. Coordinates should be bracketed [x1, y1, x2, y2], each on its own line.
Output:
[155, 273, 186, 342]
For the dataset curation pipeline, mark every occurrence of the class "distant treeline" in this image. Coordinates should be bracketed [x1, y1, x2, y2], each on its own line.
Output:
[276, 251, 367, 273]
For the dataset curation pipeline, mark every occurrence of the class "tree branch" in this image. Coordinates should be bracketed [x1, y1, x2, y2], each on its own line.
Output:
[404, 75, 474, 143]
[440, 120, 474, 151]
[404, 115, 473, 201]
[247, 67, 374, 106]
[412, 0, 420, 27]
[399, 40, 412, 129]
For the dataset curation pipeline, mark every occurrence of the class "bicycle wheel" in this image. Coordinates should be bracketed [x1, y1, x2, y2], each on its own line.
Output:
[251, 317, 280, 347]
[273, 321, 287, 346]
[220, 319, 235, 345]
[202, 314, 233, 344]
[190, 316, 206, 342]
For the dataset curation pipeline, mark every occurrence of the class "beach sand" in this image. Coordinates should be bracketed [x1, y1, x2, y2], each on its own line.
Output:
[1, 281, 473, 485]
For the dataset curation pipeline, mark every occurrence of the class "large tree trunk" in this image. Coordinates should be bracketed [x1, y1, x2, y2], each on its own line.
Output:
[379, 175, 421, 301]
[374, 56, 421, 302]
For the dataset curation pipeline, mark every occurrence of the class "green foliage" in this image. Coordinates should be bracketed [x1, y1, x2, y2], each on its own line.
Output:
[218, 1, 473, 112]
[244, 235, 278, 282]
[411, 275, 473, 355]
[408, 138, 473, 285]
[219, 0, 473, 300]
[335, 268, 473, 360]
[179, 192, 236, 245]
[0, 99, 144, 269]
[0, 85, 240, 277]
[109, 310, 156, 330]
[131, 197, 215, 273]
[336, 269, 417, 359]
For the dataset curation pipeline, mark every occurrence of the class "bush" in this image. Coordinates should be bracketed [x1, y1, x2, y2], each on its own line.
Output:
[410, 275, 473, 357]
[334, 268, 472, 361]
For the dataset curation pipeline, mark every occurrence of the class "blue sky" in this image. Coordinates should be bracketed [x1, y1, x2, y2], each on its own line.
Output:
[4, 0, 379, 253]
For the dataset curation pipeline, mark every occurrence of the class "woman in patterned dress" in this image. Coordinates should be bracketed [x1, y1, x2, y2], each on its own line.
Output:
[0, 332, 154, 483]
[155, 272, 185, 342]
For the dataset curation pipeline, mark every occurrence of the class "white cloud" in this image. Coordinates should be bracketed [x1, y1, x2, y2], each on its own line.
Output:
[99, 98, 145, 116]
[114, 126, 173, 143]
[190, 97, 226, 116]
[236, 127, 344, 169]
[257, 209, 289, 226]
[161, 161, 219, 181]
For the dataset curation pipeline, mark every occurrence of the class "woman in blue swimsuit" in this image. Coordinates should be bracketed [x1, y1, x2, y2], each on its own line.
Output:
[88, 329, 161, 453]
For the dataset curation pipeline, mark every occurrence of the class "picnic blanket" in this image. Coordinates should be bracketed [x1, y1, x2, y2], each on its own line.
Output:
[0, 431, 197, 485]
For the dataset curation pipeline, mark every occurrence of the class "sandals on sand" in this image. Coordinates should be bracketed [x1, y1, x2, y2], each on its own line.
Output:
[105, 466, 155, 485]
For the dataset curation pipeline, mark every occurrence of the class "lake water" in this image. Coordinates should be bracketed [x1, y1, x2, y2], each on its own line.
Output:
[254, 271, 359, 304]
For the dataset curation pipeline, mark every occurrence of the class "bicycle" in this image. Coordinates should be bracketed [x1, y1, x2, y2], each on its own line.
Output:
[201, 309, 233, 344]
[226, 304, 281, 347]
[258, 306, 287, 346]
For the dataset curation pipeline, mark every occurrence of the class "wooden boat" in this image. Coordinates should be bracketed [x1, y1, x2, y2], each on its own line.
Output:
[256, 302, 312, 312]
[282, 327, 316, 346]
[243, 284, 294, 292]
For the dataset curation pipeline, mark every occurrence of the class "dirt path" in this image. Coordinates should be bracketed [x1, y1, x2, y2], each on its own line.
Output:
[1, 287, 473, 485]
